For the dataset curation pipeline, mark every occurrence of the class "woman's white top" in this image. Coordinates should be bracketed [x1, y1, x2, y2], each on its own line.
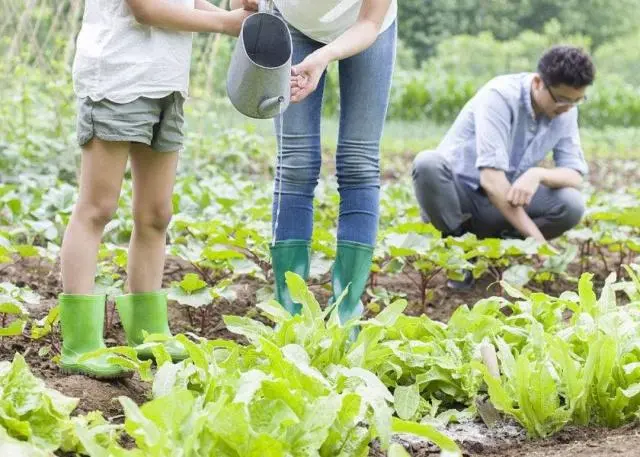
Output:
[273, 0, 397, 44]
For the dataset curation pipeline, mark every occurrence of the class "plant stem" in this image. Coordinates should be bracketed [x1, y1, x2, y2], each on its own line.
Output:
[616, 245, 626, 279]
[50, 337, 60, 355]
[186, 307, 194, 327]
[403, 268, 422, 291]
[488, 266, 504, 295]
[109, 301, 116, 335]
[370, 271, 377, 289]
[191, 262, 213, 284]
[597, 246, 610, 273]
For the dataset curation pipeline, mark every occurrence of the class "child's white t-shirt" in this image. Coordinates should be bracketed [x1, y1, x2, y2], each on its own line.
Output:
[72, 0, 194, 103]
[273, 0, 397, 44]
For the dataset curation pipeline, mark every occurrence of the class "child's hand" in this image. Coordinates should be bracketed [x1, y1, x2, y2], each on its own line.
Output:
[242, 0, 259, 10]
[223, 8, 251, 36]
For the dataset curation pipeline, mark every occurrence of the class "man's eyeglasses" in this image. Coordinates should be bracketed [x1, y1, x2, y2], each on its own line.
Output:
[544, 80, 587, 107]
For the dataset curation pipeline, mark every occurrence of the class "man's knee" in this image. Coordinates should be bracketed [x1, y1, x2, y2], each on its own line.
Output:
[412, 150, 449, 184]
[556, 187, 586, 228]
[541, 188, 586, 239]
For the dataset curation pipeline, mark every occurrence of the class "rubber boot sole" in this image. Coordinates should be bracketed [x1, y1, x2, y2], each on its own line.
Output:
[59, 364, 133, 380]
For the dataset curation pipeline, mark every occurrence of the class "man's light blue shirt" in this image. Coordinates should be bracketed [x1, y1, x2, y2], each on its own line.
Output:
[436, 72, 589, 190]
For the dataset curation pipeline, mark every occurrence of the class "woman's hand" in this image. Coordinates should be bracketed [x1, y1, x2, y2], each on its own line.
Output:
[290, 52, 330, 103]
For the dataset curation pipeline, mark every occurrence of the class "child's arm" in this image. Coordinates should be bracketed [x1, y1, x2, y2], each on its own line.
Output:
[126, 0, 249, 35]
[195, 0, 226, 12]
[230, 0, 258, 10]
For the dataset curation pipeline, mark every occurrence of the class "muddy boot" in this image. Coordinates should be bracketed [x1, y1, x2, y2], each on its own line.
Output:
[270, 240, 311, 315]
[116, 292, 187, 362]
[59, 294, 130, 379]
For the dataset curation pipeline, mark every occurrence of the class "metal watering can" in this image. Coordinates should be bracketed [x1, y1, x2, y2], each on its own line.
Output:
[226, 0, 292, 119]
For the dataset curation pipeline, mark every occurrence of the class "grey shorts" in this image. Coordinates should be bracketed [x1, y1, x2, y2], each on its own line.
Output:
[76, 92, 185, 153]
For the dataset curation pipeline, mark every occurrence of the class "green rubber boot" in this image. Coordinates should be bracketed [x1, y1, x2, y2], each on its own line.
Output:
[270, 240, 311, 315]
[115, 292, 187, 362]
[59, 294, 130, 379]
[331, 241, 374, 337]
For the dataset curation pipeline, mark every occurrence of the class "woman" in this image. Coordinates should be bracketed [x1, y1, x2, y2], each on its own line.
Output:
[234, 0, 397, 324]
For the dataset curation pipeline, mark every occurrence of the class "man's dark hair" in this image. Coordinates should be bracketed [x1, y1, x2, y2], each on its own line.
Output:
[537, 46, 595, 88]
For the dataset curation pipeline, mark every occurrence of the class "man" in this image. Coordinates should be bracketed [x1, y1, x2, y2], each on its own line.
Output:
[412, 46, 595, 286]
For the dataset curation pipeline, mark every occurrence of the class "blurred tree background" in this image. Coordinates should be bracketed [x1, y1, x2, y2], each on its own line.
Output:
[1, 0, 639, 130]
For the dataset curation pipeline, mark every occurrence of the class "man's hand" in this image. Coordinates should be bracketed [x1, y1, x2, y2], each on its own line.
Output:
[507, 168, 541, 207]
[480, 168, 546, 243]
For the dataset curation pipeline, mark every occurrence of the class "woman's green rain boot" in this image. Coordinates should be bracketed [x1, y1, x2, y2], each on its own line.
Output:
[330, 241, 375, 339]
[270, 240, 311, 315]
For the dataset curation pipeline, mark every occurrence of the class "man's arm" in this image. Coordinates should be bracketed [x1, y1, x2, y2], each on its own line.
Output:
[480, 168, 546, 242]
[473, 89, 512, 173]
[473, 88, 544, 240]
[126, 0, 248, 35]
[530, 167, 583, 189]
[505, 109, 585, 204]
[505, 165, 583, 207]
[552, 108, 589, 184]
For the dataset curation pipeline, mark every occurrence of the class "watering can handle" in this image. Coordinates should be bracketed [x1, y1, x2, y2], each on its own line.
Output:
[258, 0, 274, 13]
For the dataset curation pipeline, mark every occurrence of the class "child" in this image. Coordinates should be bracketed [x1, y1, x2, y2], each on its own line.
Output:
[59, 0, 249, 378]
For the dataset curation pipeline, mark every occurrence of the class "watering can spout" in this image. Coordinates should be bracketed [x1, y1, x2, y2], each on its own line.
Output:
[259, 96, 285, 116]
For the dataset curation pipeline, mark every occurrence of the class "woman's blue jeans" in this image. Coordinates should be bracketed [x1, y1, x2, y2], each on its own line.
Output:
[272, 20, 397, 246]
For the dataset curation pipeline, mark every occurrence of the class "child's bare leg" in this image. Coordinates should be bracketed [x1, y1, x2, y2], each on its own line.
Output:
[60, 139, 130, 293]
[127, 143, 179, 292]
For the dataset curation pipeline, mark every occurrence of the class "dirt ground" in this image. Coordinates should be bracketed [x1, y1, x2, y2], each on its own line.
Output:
[1, 157, 639, 456]
[1, 254, 638, 457]
[479, 426, 640, 457]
